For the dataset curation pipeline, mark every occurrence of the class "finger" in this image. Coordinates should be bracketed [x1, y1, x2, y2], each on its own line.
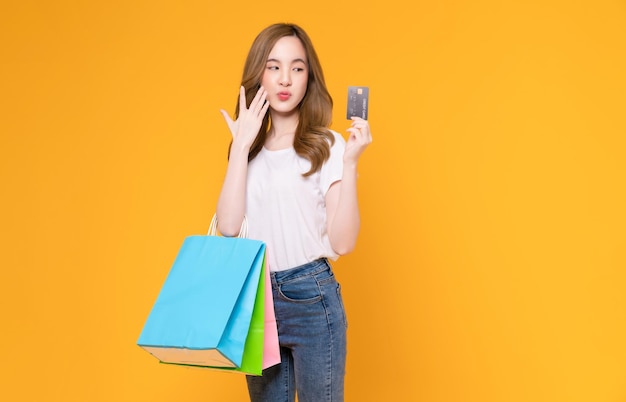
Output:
[252, 87, 268, 114]
[260, 94, 271, 116]
[346, 127, 361, 140]
[347, 126, 372, 145]
[348, 124, 366, 136]
[250, 87, 267, 113]
[220, 109, 233, 125]
[238, 86, 247, 110]
[252, 85, 265, 103]
[350, 124, 367, 133]
[351, 116, 367, 124]
[350, 122, 371, 139]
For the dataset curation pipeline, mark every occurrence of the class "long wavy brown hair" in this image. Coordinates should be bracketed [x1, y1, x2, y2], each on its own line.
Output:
[232, 23, 334, 176]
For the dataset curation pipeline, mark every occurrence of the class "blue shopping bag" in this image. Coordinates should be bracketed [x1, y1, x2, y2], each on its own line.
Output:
[137, 233, 267, 371]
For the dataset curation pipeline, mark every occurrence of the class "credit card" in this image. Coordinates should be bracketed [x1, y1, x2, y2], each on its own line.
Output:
[347, 86, 369, 120]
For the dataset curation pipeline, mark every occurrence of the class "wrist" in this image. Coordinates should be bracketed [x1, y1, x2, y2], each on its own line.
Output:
[342, 160, 358, 171]
[342, 161, 359, 179]
[229, 141, 251, 160]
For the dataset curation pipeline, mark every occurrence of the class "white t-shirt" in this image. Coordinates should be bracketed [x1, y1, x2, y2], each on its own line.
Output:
[245, 130, 345, 272]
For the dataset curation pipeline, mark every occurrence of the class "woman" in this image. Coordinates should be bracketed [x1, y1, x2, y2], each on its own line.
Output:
[216, 23, 372, 402]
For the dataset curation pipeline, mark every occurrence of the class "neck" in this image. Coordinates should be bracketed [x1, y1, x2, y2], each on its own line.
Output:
[269, 110, 299, 138]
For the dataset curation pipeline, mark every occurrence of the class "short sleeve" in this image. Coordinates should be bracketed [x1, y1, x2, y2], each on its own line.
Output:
[320, 130, 345, 195]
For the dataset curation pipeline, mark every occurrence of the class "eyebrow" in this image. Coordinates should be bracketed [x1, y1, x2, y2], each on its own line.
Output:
[266, 58, 307, 64]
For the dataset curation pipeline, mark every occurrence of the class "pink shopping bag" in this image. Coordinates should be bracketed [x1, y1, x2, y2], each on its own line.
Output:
[263, 257, 280, 369]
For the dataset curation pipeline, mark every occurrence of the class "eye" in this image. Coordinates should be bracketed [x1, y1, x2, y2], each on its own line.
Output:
[267, 65, 279, 71]
[293, 67, 305, 72]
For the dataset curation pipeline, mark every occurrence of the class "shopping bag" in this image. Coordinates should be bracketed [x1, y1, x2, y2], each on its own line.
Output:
[137, 216, 279, 375]
[262, 259, 280, 369]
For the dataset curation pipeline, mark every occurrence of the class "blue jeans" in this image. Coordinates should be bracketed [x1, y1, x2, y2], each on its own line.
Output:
[246, 258, 348, 402]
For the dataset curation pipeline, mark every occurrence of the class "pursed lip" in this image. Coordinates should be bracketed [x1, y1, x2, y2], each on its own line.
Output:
[277, 91, 291, 100]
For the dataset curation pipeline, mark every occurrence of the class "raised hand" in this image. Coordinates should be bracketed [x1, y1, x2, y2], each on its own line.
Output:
[220, 86, 270, 150]
[344, 117, 372, 165]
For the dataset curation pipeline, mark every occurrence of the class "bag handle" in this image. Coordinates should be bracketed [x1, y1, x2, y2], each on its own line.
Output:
[208, 214, 248, 238]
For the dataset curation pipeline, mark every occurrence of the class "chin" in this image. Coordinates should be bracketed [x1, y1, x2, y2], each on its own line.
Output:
[271, 104, 299, 115]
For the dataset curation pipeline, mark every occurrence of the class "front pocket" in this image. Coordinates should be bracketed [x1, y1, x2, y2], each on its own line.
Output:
[277, 276, 322, 304]
[336, 283, 348, 328]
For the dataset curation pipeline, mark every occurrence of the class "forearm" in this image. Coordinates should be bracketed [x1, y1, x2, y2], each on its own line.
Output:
[216, 144, 249, 236]
[216, 86, 270, 236]
[328, 163, 361, 255]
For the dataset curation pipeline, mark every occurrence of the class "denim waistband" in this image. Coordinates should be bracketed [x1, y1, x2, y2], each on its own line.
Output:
[270, 258, 330, 286]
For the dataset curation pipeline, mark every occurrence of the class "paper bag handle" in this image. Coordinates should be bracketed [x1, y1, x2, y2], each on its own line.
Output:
[208, 214, 248, 238]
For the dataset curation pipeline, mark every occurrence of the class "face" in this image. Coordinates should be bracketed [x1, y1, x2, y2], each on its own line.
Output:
[261, 35, 308, 116]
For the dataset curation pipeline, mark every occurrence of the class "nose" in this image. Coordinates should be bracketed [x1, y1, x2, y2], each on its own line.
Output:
[279, 70, 291, 87]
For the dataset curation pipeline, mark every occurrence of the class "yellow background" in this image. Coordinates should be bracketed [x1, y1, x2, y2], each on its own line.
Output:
[1, 0, 625, 401]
